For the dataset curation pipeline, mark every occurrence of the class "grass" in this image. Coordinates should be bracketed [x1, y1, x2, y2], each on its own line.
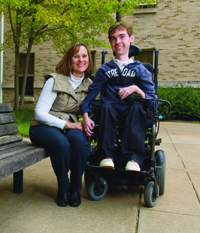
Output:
[13, 108, 35, 137]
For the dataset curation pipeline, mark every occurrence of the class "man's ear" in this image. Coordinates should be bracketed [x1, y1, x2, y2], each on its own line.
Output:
[130, 34, 134, 43]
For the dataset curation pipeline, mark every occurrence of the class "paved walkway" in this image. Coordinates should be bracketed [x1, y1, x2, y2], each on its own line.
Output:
[0, 121, 200, 233]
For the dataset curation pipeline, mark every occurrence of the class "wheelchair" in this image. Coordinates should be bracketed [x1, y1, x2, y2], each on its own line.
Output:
[84, 45, 171, 207]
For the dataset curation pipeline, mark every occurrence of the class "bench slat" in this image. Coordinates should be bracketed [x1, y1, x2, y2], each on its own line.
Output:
[0, 113, 16, 125]
[0, 135, 23, 146]
[0, 143, 47, 179]
[0, 142, 38, 160]
[0, 103, 13, 113]
[0, 140, 30, 152]
[0, 124, 19, 137]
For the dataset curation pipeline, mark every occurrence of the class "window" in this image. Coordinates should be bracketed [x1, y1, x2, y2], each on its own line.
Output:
[135, 49, 154, 66]
[134, 1, 157, 14]
[19, 53, 34, 96]
[138, 1, 157, 9]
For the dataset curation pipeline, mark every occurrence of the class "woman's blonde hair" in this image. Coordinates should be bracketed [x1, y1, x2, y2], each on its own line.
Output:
[55, 43, 93, 78]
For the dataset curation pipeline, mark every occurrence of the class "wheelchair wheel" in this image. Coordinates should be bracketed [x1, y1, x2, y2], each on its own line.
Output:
[86, 177, 108, 201]
[144, 181, 159, 207]
[155, 151, 166, 195]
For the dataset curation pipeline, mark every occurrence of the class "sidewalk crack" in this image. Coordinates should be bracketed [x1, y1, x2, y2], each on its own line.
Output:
[135, 186, 142, 233]
[166, 127, 200, 204]
[172, 142, 200, 204]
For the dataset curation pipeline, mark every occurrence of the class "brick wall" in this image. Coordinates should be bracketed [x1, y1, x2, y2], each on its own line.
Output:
[128, 0, 200, 84]
[1, 0, 200, 108]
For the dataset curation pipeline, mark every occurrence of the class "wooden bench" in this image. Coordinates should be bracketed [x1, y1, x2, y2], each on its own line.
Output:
[0, 103, 47, 194]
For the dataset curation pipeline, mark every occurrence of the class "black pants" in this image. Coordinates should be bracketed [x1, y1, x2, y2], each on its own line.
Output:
[97, 102, 146, 166]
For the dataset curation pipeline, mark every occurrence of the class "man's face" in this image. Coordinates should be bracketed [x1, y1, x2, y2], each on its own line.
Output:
[109, 29, 134, 60]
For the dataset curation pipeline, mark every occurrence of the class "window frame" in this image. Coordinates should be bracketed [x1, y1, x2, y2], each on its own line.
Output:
[134, 1, 157, 14]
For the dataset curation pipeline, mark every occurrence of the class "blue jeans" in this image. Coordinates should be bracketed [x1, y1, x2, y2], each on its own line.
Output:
[29, 125, 88, 194]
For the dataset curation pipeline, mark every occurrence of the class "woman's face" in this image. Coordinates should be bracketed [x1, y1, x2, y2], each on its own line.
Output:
[71, 46, 89, 78]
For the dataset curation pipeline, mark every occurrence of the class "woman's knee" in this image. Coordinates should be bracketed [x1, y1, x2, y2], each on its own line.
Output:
[66, 129, 88, 145]
[66, 130, 88, 156]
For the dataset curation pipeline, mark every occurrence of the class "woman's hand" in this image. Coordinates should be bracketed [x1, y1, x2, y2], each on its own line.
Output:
[65, 122, 84, 131]
[83, 113, 95, 136]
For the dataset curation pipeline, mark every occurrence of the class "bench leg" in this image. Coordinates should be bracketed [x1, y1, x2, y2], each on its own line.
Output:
[13, 170, 23, 194]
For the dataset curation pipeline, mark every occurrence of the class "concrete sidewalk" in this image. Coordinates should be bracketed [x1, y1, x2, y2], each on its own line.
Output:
[0, 121, 200, 233]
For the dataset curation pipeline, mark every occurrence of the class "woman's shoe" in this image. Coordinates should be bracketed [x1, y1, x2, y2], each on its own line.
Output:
[55, 192, 68, 207]
[68, 191, 81, 207]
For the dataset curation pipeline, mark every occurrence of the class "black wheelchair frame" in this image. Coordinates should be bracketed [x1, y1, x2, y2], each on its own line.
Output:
[84, 45, 171, 207]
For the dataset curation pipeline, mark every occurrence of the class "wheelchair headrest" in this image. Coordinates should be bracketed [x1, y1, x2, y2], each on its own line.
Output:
[113, 45, 142, 58]
[128, 45, 142, 58]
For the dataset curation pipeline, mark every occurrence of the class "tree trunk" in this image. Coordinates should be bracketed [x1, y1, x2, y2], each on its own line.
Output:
[19, 37, 34, 110]
[116, 0, 122, 22]
[13, 10, 22, 110]
[14, 44, 20, 110]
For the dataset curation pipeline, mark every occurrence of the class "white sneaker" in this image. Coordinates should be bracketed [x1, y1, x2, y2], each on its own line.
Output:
[99, 158, 114, 169]
[125, 161, 140, 171]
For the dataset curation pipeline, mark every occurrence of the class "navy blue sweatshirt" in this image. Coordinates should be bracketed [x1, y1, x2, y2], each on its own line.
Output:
[81, 60, 158, 114]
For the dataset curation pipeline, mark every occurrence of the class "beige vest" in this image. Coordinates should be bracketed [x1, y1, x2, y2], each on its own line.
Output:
[30, 73, 92, 127]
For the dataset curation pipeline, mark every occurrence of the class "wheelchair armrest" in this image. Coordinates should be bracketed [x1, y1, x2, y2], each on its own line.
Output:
[89, 100, 103, 119]
[154, 99, 171, 119]
[89, 99, 103, 107]
[143, 98, 171, 120]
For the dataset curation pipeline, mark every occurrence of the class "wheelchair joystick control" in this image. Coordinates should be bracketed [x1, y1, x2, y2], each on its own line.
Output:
[117, 89, 138, 103]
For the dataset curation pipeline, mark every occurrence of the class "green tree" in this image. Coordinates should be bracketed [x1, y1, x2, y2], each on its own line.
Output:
[0, 0, 155, 110]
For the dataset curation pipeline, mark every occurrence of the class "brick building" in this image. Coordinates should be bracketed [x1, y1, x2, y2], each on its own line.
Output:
[1, 0, 200, 108]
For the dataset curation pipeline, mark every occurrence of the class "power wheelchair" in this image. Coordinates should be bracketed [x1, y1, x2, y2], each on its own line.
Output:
[84, 45, 171, 207]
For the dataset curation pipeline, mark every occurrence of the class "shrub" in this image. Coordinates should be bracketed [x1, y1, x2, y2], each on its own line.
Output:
[157, 85, 200, 121]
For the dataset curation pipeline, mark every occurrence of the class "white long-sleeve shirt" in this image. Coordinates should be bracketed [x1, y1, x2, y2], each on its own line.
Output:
[35, 74, 84, 130]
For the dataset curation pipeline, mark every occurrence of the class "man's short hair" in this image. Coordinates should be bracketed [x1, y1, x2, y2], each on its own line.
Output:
[108, 22, 133, 41]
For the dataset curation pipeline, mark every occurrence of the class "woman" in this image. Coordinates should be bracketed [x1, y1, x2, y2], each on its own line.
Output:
[29, 43, 93, 207]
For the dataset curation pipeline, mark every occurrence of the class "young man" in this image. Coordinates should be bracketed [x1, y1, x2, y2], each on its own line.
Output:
[82, 22, 158, 172]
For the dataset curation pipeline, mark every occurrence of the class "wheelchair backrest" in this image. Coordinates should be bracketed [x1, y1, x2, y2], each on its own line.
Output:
[127, 45, 159, 93]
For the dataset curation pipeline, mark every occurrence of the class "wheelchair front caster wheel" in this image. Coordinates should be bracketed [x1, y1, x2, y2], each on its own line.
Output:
[144, 181, 159, 207]
[86, 177, 108, 201]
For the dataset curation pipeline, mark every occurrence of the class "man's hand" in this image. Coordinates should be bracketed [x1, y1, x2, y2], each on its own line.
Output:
[83, 113, 95, 136]
[118, 85, 145, 100]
